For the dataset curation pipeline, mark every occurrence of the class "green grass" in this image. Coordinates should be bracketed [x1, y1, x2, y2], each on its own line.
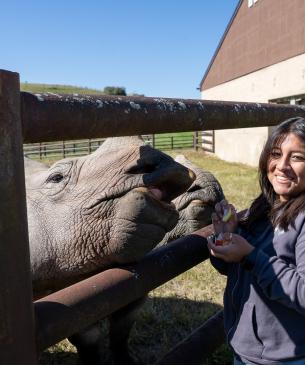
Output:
[21, 82, 105, 95]
[154, 132, 194, 150]
[155, 132, 194, 138]
[166, 149, 260, 211]
[38, 149, 260, 365]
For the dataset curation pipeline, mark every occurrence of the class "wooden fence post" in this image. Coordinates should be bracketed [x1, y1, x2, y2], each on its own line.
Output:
[194, 131, 199, 151]
[88, 139, 92, 154]
[0, 70, 38, 364]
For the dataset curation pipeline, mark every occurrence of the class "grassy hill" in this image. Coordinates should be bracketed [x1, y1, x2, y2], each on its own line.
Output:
[20, 82, 105, 95]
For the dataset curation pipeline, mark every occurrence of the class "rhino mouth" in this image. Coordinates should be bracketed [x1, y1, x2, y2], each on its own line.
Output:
[133, 186, 176, 209]
[85, 184, 177, 211]
[175, 193, 216, 212]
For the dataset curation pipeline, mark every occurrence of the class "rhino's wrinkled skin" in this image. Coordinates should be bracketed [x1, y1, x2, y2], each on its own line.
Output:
[26, 138, 225, 365]
[161, 154, 225, 243]
[26, 137, 194, 296]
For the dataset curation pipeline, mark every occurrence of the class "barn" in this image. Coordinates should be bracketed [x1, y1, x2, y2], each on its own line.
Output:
[199, 0, 305, 166]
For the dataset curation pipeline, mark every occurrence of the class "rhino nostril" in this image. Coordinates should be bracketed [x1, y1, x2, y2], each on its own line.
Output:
[126, 162, 158, 175]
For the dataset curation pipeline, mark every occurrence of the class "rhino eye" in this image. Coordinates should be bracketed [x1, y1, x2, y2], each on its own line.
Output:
[46, 173, 64, 183]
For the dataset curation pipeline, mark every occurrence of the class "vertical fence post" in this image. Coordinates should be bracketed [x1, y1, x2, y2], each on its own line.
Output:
[88, 139, 92, 154]
[0, 70, 38, 364]
[62, 140, 65, 158]
[194, 131, 198, 151]
[212, 130, 215, 153]
[39, 142, 42, 159]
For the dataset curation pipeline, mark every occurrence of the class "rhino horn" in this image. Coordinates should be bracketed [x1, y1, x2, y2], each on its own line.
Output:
[96, 136, 145, 154]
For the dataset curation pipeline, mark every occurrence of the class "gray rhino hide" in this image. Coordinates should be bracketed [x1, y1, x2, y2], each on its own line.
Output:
[25, 136, 194, 296]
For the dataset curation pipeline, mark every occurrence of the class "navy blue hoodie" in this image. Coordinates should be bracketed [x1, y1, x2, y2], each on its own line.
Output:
[211, 211, 305, 364]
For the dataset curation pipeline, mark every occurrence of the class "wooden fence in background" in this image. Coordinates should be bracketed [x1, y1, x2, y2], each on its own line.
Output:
[23, 132, 212, 160]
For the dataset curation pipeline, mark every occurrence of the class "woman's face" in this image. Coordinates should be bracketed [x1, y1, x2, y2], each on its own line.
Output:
[267, 133, 305, 202]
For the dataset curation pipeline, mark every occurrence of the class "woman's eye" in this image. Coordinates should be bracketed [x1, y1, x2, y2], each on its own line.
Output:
[46, 173, 64, 183]
[270, 151, 281, 158]
[292, 155, 305, 161]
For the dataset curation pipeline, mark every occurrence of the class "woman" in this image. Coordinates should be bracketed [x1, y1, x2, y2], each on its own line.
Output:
[195, 117, 305, 364]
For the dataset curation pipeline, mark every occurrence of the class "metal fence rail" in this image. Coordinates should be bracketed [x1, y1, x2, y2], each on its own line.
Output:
[21, 91, 305, 143]
[0, 71, 37, 364]
[35, 233, 211, 351]
[2, 68, 305, 365]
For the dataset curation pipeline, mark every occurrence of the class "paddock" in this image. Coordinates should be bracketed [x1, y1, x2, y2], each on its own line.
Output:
[1, 69, 305, 364]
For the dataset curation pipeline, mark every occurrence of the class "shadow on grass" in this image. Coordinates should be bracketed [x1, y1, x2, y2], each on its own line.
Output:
[39, 296, 232, 365]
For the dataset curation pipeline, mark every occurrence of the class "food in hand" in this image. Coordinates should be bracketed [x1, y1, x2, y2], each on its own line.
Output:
[222, 206, 232, 222]
[215, 232, 232, 246]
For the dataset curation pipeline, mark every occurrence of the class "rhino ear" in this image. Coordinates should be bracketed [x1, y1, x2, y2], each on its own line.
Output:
[94, 135, 145, 154]
[175, 154, 188, 165]
[24, 157, 49, 177]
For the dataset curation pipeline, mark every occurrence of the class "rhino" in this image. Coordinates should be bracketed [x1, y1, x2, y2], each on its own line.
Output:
[161, 154, 225, 243]
[26, 136, 195, 296]
[26, 137, 224, 365]
[26, 136, 194, 364]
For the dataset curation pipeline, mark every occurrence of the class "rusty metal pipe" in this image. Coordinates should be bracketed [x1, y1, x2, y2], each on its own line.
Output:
[35, 232, 212, 351]
[21, 92, 305, 143]
[153, 310, 225, 365]
[0, 70, 38, 364]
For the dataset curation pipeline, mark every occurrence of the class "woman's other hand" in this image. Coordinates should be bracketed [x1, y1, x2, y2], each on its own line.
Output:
[207, 233, 254, 263]
[213, 199, 238, 235]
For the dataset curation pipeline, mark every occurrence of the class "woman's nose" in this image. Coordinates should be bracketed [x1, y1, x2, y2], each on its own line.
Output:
[276, 156, 291, 171]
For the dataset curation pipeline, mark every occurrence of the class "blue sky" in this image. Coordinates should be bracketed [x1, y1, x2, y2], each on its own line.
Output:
[1, 0, 239, 99]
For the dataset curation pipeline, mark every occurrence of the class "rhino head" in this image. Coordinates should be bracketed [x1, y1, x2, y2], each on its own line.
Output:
[160, 154, 225, 243]
[25, 137, 194, 294]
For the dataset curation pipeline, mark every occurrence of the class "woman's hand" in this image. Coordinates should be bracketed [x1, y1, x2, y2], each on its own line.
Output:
[212, 199, 238, 235]
[207, 233, 254, 263]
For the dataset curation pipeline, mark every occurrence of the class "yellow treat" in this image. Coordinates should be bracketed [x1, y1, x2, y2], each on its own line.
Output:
[222, 207, 232, 222]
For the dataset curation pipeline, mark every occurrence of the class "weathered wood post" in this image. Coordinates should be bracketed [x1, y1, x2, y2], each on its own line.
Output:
[62, 140, 65, 158]
[0, 70, 38, 364]
[88, 138, 92, 154]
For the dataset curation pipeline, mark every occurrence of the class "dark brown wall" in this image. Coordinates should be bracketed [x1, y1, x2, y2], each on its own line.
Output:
[201, 0, 305, 91]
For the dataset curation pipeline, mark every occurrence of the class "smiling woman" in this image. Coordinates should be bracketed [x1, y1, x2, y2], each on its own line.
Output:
[267, 133, 305, 201]
[194, 117, 305, 365]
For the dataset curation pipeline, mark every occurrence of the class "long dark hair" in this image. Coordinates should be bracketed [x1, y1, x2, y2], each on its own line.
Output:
[241, 117, 305, 231]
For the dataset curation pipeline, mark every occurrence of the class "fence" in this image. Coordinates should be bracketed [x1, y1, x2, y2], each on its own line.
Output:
[23, 133, 198, 160]
[1, 69, 305, 365]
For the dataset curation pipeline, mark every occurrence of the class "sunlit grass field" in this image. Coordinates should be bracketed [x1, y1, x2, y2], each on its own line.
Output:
[39, 149, 260, 365]
[21, 83, 105, 95]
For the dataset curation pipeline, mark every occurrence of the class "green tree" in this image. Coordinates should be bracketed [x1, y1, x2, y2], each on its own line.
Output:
[103, 86, 126, 96]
